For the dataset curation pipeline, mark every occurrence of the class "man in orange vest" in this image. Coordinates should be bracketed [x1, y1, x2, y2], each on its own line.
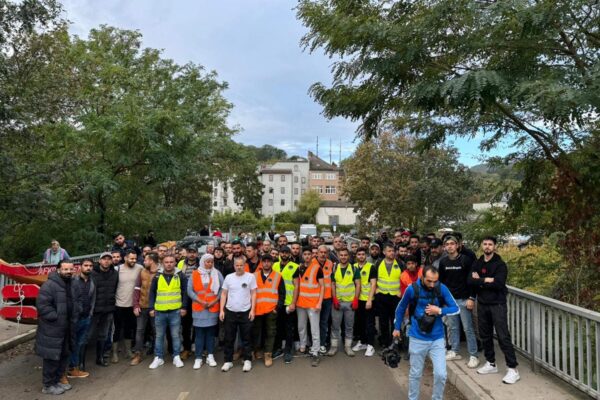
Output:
[296, 247, 325, 367]
[314, 245, 333, 355]
[252, 254, 285, 367]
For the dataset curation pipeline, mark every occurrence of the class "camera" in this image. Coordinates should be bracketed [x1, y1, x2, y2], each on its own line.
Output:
[381, 338, 402, 368]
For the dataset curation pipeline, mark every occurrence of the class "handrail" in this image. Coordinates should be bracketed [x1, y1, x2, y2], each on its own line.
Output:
[508, 285, 600, 322]
[507, 285, 599, 398]
[24, 252, 104, 267]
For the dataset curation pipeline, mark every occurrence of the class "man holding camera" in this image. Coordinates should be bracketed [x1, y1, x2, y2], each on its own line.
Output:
[393, 266, 459, 400]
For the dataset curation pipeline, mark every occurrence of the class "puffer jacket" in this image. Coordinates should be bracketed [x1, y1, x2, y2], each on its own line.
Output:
[35, 272, 82, 360]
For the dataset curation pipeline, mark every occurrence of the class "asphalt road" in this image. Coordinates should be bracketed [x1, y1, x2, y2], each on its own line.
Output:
[0, 341, 465, 400]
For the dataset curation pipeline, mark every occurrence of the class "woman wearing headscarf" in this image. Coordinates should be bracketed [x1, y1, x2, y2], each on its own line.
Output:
[187, 253, 223, 369]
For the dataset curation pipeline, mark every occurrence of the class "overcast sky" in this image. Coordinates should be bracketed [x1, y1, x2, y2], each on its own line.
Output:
[61, 0, 504, 166]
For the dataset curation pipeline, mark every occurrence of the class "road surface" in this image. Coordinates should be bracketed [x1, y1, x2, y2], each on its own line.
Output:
[0, 342, 465, 400]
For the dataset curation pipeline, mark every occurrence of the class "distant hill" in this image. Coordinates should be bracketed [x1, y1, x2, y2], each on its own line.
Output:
[470, 163, 521, 180]
[244, 144, 287, 162]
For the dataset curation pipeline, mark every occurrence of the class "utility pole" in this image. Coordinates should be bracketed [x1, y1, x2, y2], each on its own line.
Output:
[316, 136, 319, 157]
[339, 139, 342, 165]
[329, 137, 332, 164]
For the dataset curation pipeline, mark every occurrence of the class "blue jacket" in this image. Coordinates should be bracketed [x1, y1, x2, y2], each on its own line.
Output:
[394, 278, 459, 341]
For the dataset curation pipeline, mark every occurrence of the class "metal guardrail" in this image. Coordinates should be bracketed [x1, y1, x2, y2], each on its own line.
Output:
[507, 285, 600, 398]
[23, 252, 104, 267]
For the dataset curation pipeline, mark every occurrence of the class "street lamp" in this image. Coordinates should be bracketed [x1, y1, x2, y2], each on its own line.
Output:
[269, 187, 275, 231]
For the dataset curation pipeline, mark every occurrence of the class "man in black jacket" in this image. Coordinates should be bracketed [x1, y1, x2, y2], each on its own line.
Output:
[89, 252, 119, 367]
[36, 260, 82, 395]
[469, 236, 520, 384]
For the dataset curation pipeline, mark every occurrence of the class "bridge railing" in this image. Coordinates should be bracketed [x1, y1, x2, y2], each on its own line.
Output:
[507, 285, 600, 398]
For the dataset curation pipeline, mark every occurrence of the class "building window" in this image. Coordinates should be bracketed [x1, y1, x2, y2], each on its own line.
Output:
[325, 186, 337, 194]
[268, 199, 273, 206]
[301, 177, 306, 184]
[269, 175, 273, 182]
[213, 188, 218, 196]
[213, 201, 218, 207]
[329, 215, 339, 225]
[281, 187, 285, 194]
[281, 175, 285, 182]
[294, 176, 299, 183]
[312, 173, 322, 180]
[294, 165, 299, 171]
[281, 199, 285, 206]
[313, 186, 323, 194]
[294, 188, 298, 195]
[223, 198, 227, 206]
[326, 173, 336, 180]
[294, 200, 298, 206]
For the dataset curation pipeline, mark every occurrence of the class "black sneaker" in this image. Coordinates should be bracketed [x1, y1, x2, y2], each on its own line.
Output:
[311, 355, 320, 367]
[284, 353, 293, 364]
[272, 348, 284, 360]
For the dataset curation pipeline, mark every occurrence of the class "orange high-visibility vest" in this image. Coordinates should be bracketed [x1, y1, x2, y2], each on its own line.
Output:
[254, 269, 281, 315]
[297, 263, 322, 309]
[313, 258, 333, 299]
[191, 269, 219, 313]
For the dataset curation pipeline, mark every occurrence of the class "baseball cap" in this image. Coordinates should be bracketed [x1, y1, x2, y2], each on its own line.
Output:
[186, 245, 198, 252]
[430, 238, 443, 247]
[370, 243, 380, 249]
[100, 252, 112, 259]
[444, 235, 459, 244]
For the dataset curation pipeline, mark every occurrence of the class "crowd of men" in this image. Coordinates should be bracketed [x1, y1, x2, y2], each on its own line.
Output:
[35, 230, 520, 399]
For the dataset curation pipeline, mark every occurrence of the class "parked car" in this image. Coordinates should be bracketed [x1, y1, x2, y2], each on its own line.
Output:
[177, 235, 223, 255]
[284, 231, 297, 242]
[321, 230, 334, 244]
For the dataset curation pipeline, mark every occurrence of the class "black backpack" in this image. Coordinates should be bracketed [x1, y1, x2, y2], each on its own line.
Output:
[408, 281, 445, 317]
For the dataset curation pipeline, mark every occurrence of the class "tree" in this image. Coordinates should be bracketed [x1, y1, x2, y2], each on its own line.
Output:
[343, 132, 475, 231]
[245, 144, 287, 162]
[298, 0, 600, 307]
[297, 190, 322, 222]
[0, 21, 256, 261]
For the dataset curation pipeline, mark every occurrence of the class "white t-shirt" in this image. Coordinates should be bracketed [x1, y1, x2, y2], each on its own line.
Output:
[222, 272, 257, 312]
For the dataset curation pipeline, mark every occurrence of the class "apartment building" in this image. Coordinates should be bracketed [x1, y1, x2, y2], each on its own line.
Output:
[307, 151, 343, 201]
[260, 158, 309, 216]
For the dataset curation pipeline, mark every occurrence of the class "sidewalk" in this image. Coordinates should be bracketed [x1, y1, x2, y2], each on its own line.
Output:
[0, 318, 36, 352]
[447, 343, 590, 400]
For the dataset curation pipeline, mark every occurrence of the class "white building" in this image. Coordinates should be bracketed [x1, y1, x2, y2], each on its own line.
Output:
[316, 200, 358, 226]
[211, 180, 243, 214]
[260, 158, 309, 216]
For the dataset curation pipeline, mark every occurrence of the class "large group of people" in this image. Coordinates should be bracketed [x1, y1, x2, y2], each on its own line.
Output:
[35, 229, 520, 399]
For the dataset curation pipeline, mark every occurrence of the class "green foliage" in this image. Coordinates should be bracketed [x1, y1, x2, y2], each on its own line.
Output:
[497, 243, 564, 298]
[244, 144, 287, 162]
[298, 0, 600, 308]
[0, 8, 258, 262]
[343, 132, 475, 231]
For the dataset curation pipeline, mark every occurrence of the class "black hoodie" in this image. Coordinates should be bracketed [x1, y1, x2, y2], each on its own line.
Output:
[468, 253, 508, 305]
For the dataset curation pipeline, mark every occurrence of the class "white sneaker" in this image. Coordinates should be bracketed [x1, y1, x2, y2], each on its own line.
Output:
[477, 361, 499, 375]
[206, 354, 217, 367]
[364, 345, 375, 357]
[352, 341, 367, 352]
[193, 359, 203, 370]
[221, 362, 234, 372]
[148, 357, 164, 369]
[242, 360, 252, 372]
[502, 368, 520, 384]
[467, 356, 480, 369]
[173, 355, 184, 368]
[319, 346, 327, 355]
[446, 350, 463, 361]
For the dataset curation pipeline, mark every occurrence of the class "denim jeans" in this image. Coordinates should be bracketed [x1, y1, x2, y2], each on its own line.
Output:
[70, 316, 91, 368]
[446, 298, 478, 357]
[408, 337, 447, 400]
[331, 301, 354, 342]
[154, 310, 181, 359]
[319, 298, 332, 347]
[194, 325, 216, 358]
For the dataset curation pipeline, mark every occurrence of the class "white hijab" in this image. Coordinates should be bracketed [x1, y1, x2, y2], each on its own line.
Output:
[198, 253, 220, 295]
